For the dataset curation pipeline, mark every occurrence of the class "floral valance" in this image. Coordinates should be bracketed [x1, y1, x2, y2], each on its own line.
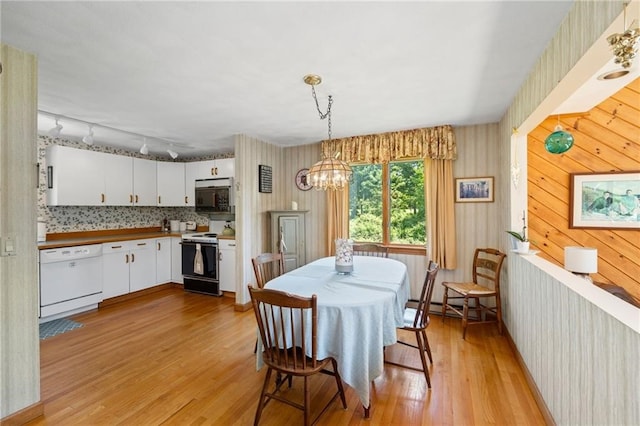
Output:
[320, 124, 457, 164]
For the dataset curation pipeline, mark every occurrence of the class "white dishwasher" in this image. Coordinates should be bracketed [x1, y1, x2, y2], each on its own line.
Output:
[39, 244, 103, 322]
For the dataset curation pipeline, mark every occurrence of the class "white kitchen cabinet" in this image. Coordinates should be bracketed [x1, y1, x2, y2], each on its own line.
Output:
[102, 242, 132, 299]
[46, 145, 107, 206]
[129, 240, 156, 292]
[269, 210, 307, 273]
[46, 145, 136, 206]
[157, 161, 186, 206]
[102, 239, 156, 298]
[133, 157, 157, 206]
[218, 239, 236, 293]
[156, 238, 172, 284]
[185, 158, 235, 207]
[171, 237, 183, 284]
[215, 158, 235, 178]
[103, 153, 133, 206]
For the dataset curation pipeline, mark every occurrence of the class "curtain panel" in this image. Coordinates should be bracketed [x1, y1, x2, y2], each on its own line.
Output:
[321, 125, 457, 163]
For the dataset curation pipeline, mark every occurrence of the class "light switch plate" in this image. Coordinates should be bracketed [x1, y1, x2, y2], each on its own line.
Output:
[1, 236, 17, 256]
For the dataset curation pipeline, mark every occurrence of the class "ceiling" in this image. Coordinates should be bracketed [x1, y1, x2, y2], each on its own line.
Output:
[0, 1, 625, 158]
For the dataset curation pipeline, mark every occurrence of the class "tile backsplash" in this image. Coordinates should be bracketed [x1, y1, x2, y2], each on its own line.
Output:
[38, 136, 231, 234]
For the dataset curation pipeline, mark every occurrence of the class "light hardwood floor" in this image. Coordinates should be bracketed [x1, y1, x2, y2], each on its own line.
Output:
[28, 288, 545, 425]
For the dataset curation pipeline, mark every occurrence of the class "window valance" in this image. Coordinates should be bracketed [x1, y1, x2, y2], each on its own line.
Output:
[321, 124, 457, 164]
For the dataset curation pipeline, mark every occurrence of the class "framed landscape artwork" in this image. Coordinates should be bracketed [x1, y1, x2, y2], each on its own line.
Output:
[455, 176, 494, 203]
[569, 171, 640, 229]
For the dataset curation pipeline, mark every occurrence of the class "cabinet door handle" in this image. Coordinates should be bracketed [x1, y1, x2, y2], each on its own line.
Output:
[130, 194, 133, 203]
[125, 254, 129, 263]
[157, 242, 161, 251]
[137, 243, 146, 246]
[101, 193, 105, 203]
[135, 194, 139, 203]
[131, 253, 135, 262]
[111, 245, 122, 249]
[185, 196, 188, 204]
[211, 167, 218, 176]
[219, 252, 222, 261]
[158, 195, 161, 204]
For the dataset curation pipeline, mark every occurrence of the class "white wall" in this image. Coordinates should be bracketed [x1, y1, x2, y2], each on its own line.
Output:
[0, 44, 40, 419]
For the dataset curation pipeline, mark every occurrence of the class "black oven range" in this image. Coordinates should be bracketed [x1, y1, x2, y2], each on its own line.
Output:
[181, 233, 221, 296]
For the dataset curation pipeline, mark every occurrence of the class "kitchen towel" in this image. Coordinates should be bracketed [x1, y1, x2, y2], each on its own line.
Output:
[194, 243, 204, 275]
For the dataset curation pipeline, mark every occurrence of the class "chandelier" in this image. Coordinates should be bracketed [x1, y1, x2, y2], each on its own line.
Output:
[304, 74, 352, 190]
[606, 4, 639, 69]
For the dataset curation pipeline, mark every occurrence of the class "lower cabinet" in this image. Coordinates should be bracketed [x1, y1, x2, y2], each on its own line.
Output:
[156, 237, 172, 284]
[218, 239, 236, 293]
[102, 239, 156, 298]
[171, 237, 183, 284]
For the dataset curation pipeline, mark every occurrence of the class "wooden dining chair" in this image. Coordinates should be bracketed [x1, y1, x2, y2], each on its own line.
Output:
[441, 248, 506, 339]
[252, 252, 285, 288]
[352, 243, 389, 258]
[384, 262, 439, 387]
[248, 286, 347, 426]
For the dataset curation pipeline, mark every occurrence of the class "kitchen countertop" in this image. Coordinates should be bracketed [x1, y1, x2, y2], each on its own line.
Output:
[38, 228, 235, 250]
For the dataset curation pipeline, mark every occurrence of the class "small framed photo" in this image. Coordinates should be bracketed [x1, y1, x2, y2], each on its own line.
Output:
[569, 171, 640, 229]
[455, 176, 494, 203]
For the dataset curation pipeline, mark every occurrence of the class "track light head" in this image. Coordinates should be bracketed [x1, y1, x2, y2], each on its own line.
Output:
[49, 118, 63, 137]
[167, 149, 178, 159]
[82, 124, 94, 145]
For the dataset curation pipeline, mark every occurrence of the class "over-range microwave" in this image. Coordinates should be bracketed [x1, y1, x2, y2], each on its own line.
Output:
[195, 178, 235, 215]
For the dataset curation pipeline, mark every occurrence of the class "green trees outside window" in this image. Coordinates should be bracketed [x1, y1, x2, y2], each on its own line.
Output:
[349, 160, 426, 246]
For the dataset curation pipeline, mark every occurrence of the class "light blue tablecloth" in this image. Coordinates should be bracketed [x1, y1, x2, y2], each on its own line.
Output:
[263, 256, 410, 408]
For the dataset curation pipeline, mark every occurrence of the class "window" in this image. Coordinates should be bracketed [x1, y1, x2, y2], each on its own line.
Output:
[348, 160, 426, 247]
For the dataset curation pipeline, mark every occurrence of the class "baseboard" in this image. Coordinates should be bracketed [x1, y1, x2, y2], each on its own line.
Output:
[234, 301, 251, 312]
[503, 326, 556, 426]
[99, 283, 175, 307]
[0, 401, 43, 426]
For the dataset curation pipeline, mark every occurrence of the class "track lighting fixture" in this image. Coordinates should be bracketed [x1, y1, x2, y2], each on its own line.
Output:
[39, 110, 183, 158]
[139, 139, 149, 155]
[82, 124, 94, 145]
[167, 148, 179, 159]
[49, 117, 63, 137]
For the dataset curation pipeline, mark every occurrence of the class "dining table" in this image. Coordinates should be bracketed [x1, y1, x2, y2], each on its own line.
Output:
[262, 255, 410, 415]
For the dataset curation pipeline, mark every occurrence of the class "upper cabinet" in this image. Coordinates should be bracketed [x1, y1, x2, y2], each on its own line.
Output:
[46, 145, 133, 206]
[45, 145, 234, 207]
[133, 158, 157, 206]
[156, 161, 186, 207]
[185, 158, 235, 207]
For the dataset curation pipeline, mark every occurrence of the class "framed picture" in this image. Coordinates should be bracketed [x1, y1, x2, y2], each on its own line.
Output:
[455, 176, 494, 203]
[258, 164, 272, 193]
[570, 171, 640, 229]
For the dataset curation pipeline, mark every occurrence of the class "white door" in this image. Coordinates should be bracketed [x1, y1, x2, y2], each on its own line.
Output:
[157, 162, 186, 206]
[104, 153, 133, 206]
[102, 242, 131, 299]
[218, 240, 236, 292]
[156, 238, 172, 284]
[171, 237, 183, 284]
[129, 239, 156, 292]
[46, 145, 105, 206]
[215, 158, 235, 178]
[133, 157, 157, 206]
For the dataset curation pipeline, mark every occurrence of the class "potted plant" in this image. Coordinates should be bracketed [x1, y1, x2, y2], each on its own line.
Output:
[506, 216, 530, 253]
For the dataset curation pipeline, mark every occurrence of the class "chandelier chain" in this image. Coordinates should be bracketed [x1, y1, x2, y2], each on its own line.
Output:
[310, 85, 333, 141]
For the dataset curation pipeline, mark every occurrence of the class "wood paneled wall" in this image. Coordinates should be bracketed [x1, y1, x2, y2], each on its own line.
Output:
[527, 78, 640, 301]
